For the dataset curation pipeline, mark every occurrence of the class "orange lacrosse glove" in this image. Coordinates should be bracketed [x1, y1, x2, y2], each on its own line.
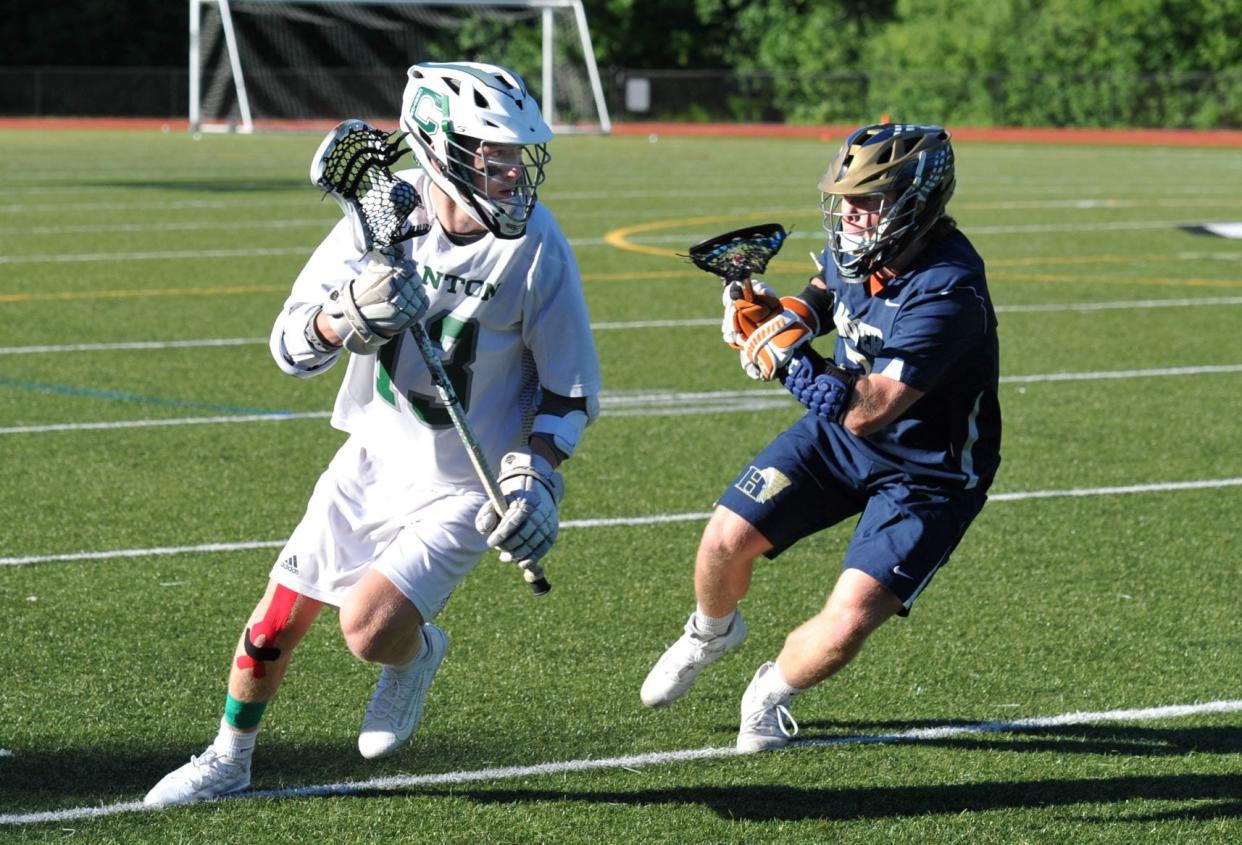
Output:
[721, 280, 782, 350]
[739, 295, 821, 381]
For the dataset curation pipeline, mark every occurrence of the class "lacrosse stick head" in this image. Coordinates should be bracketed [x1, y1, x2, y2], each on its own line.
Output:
[686, 223, 788, 285]
[311, 119, 429, 254]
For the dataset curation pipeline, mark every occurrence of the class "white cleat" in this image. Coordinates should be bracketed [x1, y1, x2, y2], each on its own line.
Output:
[358, 623, 448, 759]
[736, 661, 799, 753]
[640, 612, 747, 708]
[143, 748, 251, 808]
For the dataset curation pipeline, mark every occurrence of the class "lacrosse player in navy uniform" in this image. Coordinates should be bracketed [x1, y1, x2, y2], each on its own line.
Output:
[642, 124, 1000, 751]
[145, 62, 600, 806]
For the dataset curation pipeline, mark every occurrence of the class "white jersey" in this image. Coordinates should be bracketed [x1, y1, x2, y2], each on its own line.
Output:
[271, 168, 601, 488]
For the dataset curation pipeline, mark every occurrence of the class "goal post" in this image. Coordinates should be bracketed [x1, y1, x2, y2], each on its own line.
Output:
[188, 0, 612, 134]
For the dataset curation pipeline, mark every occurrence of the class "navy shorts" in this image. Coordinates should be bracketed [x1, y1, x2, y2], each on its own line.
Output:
[716, 415, 988, 614]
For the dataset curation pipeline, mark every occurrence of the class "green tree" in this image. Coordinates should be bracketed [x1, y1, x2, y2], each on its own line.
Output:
[695, 0, 898, 122]
[863, 0, 1242, 128]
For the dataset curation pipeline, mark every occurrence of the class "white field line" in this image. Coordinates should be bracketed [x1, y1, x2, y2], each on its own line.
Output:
[0, 337, 266, 355]
[0, 218, 330, 236]
[2, 698, 1239, 826]
[0, 412, 330, 435]
[0, 186, 813, 214]
[1003, 363, 1242, 382]
[0, 247, 307, 265]
[6, 220, 1242, 264]
[993, 295, 1242, 312]
[3, 296, 1242, 358]
[2, 363, 1239, 436]
[2, 477, 1239, 568]
[4, 189, 1239, 215]
[0, 216, 1199, 243]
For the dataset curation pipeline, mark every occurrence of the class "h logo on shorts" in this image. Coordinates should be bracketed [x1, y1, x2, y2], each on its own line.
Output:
[734, 465, 792, 504]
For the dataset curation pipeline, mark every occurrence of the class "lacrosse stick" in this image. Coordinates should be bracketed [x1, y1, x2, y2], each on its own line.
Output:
[311, 119, 551, 597]
[685, 222, 789, 285]
[686, 222, 825, 371]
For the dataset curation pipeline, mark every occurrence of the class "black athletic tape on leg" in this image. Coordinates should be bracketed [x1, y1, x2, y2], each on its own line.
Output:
[243, 626, 282, 663]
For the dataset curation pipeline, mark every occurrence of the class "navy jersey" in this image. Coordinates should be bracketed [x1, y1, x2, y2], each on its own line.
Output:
[816, 229, 1001, 490]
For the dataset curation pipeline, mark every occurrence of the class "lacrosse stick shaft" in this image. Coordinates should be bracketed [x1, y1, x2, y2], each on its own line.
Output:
[406, 320, 552, 596]
[311, 120, 550, 597]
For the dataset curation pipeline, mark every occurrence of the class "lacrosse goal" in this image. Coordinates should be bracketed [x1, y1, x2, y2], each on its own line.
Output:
[188, 0, 612, 134]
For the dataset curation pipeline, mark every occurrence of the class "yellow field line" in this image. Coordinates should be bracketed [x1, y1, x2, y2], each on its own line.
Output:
[603, 210, 807, 259]
[0, 283, 287, 304]
[2, 258, 1238, 306]
[602, 213, 1242, 288]
[994, 272, 1242, 289]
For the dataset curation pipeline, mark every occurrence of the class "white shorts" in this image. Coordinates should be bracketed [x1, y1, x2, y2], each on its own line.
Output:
[269, 436, 491, 622]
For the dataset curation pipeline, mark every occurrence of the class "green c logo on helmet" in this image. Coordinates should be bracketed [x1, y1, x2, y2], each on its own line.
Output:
[409, 87, 450, 135]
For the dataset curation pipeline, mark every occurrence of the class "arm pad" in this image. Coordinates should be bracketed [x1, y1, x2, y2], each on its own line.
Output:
[797, 282, 837, 335]
[270, 302, 342, 378]
[530, 394, 599, 460]
[782, 352, 857, 423]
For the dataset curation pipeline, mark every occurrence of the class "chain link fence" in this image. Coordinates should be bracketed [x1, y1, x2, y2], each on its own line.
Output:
[0, 68, 189, 117]
[608, 69, 1242, 129]
[3, 66, 1239, 129]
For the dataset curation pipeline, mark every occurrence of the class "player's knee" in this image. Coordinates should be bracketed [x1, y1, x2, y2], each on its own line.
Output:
[700, 508, 766, 561]
[338, 609, 382, 662]
[339, 610, 413, 664]
[342, 630, 385, 664]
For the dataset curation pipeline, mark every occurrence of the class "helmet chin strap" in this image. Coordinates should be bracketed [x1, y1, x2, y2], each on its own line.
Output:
[834, 230, 872, 282]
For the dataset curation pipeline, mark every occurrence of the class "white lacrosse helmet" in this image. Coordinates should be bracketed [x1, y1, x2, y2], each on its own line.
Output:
[400, 61, 553, 239]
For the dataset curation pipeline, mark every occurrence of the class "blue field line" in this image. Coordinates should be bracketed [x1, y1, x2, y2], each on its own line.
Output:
[0, 377, 294, 417]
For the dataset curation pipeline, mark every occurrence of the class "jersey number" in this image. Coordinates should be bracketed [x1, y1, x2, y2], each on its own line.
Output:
[376, 313, 478, 429]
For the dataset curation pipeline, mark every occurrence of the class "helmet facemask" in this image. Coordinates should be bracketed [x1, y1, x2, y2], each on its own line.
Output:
[442, 133, 550, 238]
[822, 180, 923, 280]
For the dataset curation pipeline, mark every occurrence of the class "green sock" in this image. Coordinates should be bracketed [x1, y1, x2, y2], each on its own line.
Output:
[224, 694, 268, 730]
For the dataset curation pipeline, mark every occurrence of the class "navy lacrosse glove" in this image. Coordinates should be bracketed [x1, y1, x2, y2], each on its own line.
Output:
[782, 352, 857, 422]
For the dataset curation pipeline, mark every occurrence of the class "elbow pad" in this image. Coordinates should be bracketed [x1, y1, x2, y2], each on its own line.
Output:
[531, 396, 599, 460]
[271, 304, 340, 376]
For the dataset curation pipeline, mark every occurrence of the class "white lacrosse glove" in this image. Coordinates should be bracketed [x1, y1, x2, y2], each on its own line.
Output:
[739, 295, 821, 381]
[721, 279, 781, 349]
[322, 251, 428, 355]
[474, 451, 565, 571]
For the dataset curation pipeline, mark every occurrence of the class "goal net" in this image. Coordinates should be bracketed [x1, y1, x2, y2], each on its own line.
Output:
[189, 0, 611, 133]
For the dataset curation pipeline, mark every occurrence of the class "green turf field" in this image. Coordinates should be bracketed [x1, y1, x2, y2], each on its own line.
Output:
[1, 128, 1239, 843]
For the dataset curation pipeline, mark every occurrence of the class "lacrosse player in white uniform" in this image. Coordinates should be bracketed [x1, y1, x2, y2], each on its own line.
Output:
[145, 61, 601, 808]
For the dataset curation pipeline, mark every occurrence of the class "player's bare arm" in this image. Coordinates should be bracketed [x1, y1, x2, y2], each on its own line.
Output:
[313, 309, 342, 346]
[841, 374, 924, 437]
